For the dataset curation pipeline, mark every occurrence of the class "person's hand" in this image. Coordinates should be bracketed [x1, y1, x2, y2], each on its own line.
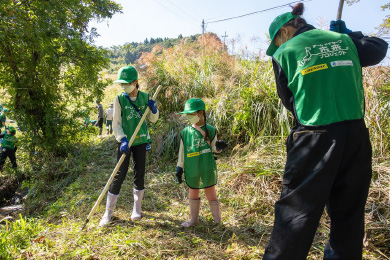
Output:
[330, 20, 351, 34]
[176, 167, 183, 184]
[148, 99, 158, 114]
[216, 140, 228, 151]
[120, 137, 130, 154]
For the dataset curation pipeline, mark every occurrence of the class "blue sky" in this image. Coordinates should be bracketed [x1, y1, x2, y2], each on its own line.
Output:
[89, 0, 388, 55]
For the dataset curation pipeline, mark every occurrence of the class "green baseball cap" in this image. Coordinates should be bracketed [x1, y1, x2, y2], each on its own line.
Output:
[8, 126, 16, 134]
[114, 66, 138, 84]
[266, 12, 297, 56]
[179, 98, 206, 114]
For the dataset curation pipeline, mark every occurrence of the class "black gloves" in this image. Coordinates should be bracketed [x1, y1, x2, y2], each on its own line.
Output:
[216, 140, 228, 151]
[176, 167, 183, 184]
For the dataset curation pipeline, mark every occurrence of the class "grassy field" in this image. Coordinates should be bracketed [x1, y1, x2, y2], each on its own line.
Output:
[1, 34, 390, 259]
[1, 132, 389, 259]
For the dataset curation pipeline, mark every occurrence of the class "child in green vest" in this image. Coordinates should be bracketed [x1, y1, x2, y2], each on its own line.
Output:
[176, 98, 227, 227]
[0, 108, 7, 132]
[0, 126, 18, 171]
[99, 66, 159, 226]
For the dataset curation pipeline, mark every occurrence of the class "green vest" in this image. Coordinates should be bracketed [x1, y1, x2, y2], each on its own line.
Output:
[181, 124, 217, 189]
[2, 133, 17, 150]
[274, 29, 364, 126]
[118, 91, 151, 146]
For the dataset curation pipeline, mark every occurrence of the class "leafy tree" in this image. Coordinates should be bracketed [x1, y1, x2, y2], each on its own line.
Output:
[345, 0, 390, 37]
[0, 0, 121, 154]
[378, 3, 390, 36]
[105, 34, 201, 70]
[124, 50, 132, 64]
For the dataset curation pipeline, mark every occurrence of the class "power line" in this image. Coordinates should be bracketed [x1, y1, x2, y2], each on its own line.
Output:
[177, 0, 204, 22]
[206, 0, 311, 24]
[150, 0, 198, 28]
[165, 0, 199, 23]
[205, 6, 259, 22]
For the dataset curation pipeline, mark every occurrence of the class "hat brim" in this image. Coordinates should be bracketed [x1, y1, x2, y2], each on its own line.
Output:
[114, 79, 133, 84]
[266, 41, 279, 56]
[178, 109, 198, 114]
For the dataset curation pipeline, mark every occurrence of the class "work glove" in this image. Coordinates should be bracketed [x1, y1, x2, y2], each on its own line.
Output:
[215, 140, 228, 151]
[330, 20, 351, 34]
[147, 99, 158, 114]
[176, 167, 183, 184]
[120, 137, 130, 154]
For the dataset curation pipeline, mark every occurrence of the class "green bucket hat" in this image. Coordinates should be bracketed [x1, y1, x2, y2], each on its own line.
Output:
[179, 98, 206, 114]
[8, 126, 16, 134]
[266, 12, 297, 56]
[114, 66, 138, 84]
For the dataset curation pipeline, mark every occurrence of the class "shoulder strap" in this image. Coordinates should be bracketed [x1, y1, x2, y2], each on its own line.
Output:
[122, 92, 143, 117]
[192, 124, 211, 146]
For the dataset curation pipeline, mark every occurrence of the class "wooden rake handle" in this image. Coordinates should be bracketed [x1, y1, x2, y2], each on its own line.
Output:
[336, 0, 345, 20]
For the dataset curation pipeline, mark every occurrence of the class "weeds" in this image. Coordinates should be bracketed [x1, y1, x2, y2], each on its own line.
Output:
[1, 34, 389, 259]
[0, 214, 42, 259]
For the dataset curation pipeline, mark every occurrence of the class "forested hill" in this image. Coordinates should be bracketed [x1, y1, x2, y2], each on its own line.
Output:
[106, 34, 199, 71]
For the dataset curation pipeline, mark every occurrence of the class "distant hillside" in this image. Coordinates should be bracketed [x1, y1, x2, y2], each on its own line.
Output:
[106, 34, 200, 72]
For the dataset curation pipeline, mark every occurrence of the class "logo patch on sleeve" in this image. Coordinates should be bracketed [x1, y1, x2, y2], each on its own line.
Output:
[330, 60, 353, 67]
[301, 63, 328, 76]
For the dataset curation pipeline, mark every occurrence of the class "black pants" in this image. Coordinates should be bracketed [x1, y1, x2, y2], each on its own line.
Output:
[97, 118, 103, 128]
[0, 148, 17, 170]
[263, 119, 372, 260]
[109, 143, 147, 195]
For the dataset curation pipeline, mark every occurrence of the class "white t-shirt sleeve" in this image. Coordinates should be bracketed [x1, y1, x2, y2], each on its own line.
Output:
[177, 139, 184, 168]
[147, 108, 159, 123]
[113, 96, 126, 142]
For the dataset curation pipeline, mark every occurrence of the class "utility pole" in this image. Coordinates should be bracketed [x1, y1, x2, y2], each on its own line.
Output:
[222, 31, 228, 49]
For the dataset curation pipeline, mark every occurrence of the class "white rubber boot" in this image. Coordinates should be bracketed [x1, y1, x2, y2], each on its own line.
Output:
[99, 192, 119, 227]
[209, 200, 221, 224]
[131, 188, 145, 221]
[181, 198, 201, 227]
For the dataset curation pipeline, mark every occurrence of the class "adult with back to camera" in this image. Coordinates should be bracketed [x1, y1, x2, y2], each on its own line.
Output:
[99, 66, 159, 226]
[96, 100, 104, 135]
[105, 103, 114, 135]
[263, 3, 388, 260]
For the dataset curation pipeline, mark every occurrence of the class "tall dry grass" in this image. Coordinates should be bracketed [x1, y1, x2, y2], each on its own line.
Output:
[137, 33, 390, 257]
[1, 33, 389, 259]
